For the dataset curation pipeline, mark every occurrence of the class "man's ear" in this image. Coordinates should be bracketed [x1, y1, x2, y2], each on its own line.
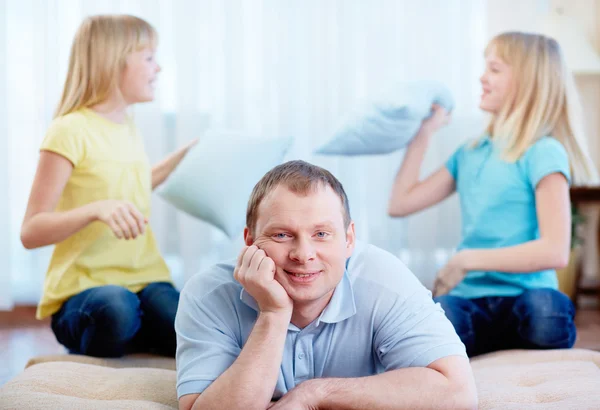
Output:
[345, 221, 356, 258]
[243, 227, 254, 246]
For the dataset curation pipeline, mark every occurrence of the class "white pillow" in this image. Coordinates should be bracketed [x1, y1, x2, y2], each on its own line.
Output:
[315, 81, 454, 156]
[158, 131, 292, 238]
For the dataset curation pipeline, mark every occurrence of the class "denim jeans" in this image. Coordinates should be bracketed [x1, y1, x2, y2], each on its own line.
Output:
[434, 288, 576, 357]
[51, 282, 180, 358]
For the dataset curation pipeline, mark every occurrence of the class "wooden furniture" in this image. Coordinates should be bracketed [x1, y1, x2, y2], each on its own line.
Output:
[570, 186, 600, 308]
[570, 186, 600, 203]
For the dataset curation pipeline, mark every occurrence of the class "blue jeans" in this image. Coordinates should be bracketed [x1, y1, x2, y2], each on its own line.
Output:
[434, 288, 576, 357]
[51, 282, 180, 358]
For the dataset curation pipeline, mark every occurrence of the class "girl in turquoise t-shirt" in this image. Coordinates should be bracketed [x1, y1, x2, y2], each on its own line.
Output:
[388, 31, 598, 356]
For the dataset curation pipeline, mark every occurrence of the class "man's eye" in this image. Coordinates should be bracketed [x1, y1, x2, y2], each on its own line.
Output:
[316, 232, 329, 238]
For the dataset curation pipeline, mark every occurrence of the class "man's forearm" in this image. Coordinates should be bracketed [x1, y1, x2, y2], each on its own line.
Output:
[310, 366, 476, 410]
[192, 312, 290, 410]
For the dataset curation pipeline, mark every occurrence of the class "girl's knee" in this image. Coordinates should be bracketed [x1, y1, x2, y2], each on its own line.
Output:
[514, 289, 576, 349]
[514, 288, 574, 319]
[80, 287, 142, 356]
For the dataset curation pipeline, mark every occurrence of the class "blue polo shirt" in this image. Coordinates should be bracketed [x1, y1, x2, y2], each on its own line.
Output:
[175, 241, 466, 400]
[446, 135, 571, 299]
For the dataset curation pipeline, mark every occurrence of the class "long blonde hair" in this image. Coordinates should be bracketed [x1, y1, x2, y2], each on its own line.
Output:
[485, 31, 598, 185]
[55, 15, 157, 118]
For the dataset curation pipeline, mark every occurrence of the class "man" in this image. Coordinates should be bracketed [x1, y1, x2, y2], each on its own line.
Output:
[176, 160, 477, 410]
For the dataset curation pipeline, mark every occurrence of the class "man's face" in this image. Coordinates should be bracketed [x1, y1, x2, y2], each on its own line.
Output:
[246, 184, 355, 308]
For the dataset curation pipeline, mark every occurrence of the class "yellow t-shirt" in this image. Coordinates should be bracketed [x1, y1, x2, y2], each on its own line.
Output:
[36, 108, 171, 319]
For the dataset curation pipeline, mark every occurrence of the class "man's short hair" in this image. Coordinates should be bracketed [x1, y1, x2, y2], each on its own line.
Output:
[246, 160, 352, 234]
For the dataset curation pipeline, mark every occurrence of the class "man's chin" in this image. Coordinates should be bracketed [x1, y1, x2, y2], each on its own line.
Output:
[286, 286, 335, 306]
[281, 285, 316, 303]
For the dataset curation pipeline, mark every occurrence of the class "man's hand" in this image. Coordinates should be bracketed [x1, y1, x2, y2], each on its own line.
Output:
[433, 252, 468, 297]
[235, 245, 293, 315]
[267, 380, 320, 410]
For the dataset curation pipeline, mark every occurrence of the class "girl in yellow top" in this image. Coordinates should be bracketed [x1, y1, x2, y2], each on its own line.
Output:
[21, 15, 195, 358]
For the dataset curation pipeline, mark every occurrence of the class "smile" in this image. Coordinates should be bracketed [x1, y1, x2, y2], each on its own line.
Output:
[284, 269, 322, 283]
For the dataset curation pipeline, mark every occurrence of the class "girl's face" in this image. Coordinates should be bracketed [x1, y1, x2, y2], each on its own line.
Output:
[121, 47, 160, 104]
[479, 50, 513, 114]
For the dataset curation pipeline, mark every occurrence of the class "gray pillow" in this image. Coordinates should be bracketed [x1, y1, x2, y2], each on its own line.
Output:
[158, 130, 292, 238]
[316, 81, 454, 156]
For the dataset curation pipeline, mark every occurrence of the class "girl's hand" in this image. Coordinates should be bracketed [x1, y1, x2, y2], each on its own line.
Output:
[180, 138, 199, 155]
[433, 251, 468, 297]
[418, 104, 451, 137]
[92, 200, 147, 240]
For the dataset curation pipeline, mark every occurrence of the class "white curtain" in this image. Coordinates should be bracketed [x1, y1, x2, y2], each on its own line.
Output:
[1, 0, 487, 308]
[0, 0, 10, 310]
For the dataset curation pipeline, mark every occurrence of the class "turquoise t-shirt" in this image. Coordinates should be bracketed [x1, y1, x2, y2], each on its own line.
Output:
[445, 135, 571, 299]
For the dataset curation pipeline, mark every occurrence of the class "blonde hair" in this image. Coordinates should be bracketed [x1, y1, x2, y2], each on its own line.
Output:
[485, 31, 598, 185]
[55, 15, 157, 118]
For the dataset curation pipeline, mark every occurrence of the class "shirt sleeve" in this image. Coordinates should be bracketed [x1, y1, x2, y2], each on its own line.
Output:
[40, 116, 86, 166]
[445, 143, 465, 180]
[175, 278, 242, 399]
[369, 250, 467, 369]
[374, 291, 467, 369]
[525, 137, 571, 188]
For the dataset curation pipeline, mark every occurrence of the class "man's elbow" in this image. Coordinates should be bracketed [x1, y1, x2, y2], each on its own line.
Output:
[453, 387, 478, 410]
[444, 366, 478, 410]
[179, 393, 200, 410]
[428, 356, 477, 409]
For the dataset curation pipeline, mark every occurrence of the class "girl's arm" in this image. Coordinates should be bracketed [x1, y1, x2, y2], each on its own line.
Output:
[151, 139, 198, 190]
[458, 173, 571, 272]
[388, 105, 455, 217]
[21, 151, 147, 249]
